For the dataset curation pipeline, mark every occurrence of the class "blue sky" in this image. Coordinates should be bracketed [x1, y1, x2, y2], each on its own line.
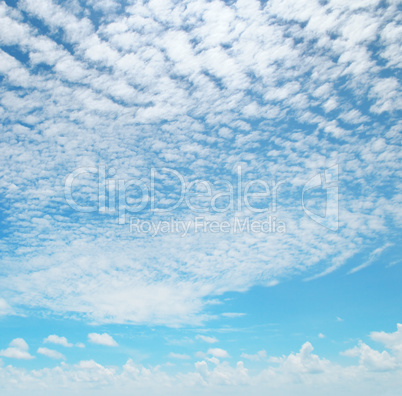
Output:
[0, 0, 401, 395]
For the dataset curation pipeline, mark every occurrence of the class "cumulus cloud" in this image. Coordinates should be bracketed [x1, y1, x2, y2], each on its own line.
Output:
[44, 335, 73, 348]
[0, 327, 401, 396]
[0, 338, 34, 360]
[207, 348, 230, 359]
[88, 333, 118, 347]
[370, 323, 402, 357]
[269, 342, 330, 374]
[342, 342, 397, 371]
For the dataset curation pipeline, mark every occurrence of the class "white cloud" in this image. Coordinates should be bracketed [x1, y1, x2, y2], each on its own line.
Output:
[221, 313, 246, 318]
[0, 0, 399, 328]
[241, 350, 267, 361]
[269, 342, 330, 374]
[348, 243, 393, 274]
[0, 298, 13, 316]
[88, 333, 118, 347]
[169, 352, 190, 360]
[196, 335, 218, 344]
[342, 341, 397, 371]
[0, 338, 34, 360]
[370, 323, 402, 357]
[218, 127, 233, 138]
[207, 348, 230, 359]
[0, 329, 401, 396]
[44, 335, 73, 348]
[0, 1, 400, 393]
[37, 347, 65, 360]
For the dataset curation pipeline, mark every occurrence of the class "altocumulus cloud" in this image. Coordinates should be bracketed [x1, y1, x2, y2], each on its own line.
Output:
[0, 0, 400, 328]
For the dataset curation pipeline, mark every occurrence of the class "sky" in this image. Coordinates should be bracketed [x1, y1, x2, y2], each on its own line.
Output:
[0, 0, 401, 395]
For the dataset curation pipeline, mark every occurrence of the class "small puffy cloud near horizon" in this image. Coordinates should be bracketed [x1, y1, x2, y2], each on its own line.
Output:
[0, 338, 34, 360]
[88, 333, 118, 347]
[196, 335, 218, 344]
[37, 347, 65, 360]
[207, 348, 230, 359]
[44, 335, 73, 348]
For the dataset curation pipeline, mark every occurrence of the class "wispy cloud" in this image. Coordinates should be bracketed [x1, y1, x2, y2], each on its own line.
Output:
[348, 243, 393, 274]
[196, 335, 218, 344]
[169, 352, 191, 360]
[37, 347, 65, 360]
[241, 350, 267, 361]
